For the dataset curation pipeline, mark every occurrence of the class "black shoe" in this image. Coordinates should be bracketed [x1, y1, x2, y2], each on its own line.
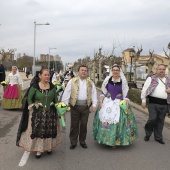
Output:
[144, 136, 150, 141]
[70, 144, 77, 150]
[35, 153, 41, 159]
[155, 139, 165, 144]
[80, 143, 88, 149]
[47, 151, 52, 155]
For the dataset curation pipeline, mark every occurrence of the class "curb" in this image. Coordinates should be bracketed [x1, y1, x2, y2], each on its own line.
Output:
[96, 87, 170, 125]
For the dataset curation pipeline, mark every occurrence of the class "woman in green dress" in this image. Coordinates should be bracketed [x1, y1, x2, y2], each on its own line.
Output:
[16, 69, 62, 158]
[93, 65, 138, 147]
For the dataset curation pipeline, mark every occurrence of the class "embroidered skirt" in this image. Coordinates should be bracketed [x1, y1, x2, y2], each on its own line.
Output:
[18, 109, 62, 152]
[1, 84, 23, 109]
[93, 102, 138, 146]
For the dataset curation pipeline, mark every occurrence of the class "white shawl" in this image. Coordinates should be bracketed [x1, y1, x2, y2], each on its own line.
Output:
[101, 67, 129, 99]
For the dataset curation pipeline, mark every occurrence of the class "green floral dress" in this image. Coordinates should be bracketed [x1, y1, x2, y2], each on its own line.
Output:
[93, 79, 138, 146]
[93, 106, 138, 146]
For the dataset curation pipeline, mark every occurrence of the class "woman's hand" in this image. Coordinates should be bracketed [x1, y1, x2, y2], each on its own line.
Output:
[90, 106, 96, 112]
[99, 96, 104, 110]
[99, 102, 102, 110]
[124, 99, 129, 107]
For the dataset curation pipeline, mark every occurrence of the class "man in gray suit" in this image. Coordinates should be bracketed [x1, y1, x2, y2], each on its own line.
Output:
[141, 64, 170, 144]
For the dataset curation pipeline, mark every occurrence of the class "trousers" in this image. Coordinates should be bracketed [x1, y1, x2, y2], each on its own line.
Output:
[70, 105, 90, 145]
[145, 103, 167, 140]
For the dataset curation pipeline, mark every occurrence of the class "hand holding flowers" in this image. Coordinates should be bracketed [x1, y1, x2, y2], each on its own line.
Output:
[1, 81, 7, 86]
[55, 102, 70, 127]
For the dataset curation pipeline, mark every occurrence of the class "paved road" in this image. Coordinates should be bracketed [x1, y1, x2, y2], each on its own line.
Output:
[0, 91, 170, 170]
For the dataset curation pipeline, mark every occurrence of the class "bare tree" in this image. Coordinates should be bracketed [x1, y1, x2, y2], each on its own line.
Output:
[163, 43, 170, 76]
[132, 45, 143, 83]
[135, 45, 143, 61]
[0, 48, 17, 69]
[0, 48, 16, 62]
[146, 49, 155, 73]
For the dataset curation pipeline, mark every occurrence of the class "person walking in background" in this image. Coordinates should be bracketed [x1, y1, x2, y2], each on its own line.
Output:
[146, 71, 154, 79]
[30, 71, 40, 86]
[62, 77, 69, 89]
[97, 73, 99, 81]
[103, 72, 109, 79]
[141, 64, 170, 144]
[52, 72, 61, 84]
[16, 69, 62, 158]
[64, 67, 74, 77]
[93, 64, 138, 148]
[1, 66, 23, 109]
[62, 65, 97, 150]
[26, 68, 30, 78]
[50, 69, 55, 82]
[59, 69, 64, 83]
[0, 63, 6, 92]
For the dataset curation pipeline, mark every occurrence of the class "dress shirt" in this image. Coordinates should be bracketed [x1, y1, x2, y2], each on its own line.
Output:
[141, 77, 167, 103]
[62, 78, 98, 107]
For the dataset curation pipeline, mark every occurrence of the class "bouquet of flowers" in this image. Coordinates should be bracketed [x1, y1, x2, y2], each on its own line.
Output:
[53, 81, 62, 91]
[56, 84, 62, 91]
[55, 102, 70, 127]
[53, 81, 57, 86]
[119, 100, 130, 114]
[1, 81, 7, 86]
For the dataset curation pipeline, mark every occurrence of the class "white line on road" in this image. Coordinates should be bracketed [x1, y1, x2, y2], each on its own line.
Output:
[18, 151, 30, 167]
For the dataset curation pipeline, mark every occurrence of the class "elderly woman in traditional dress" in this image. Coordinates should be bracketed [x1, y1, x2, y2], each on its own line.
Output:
[52, 72, 61, 85]
[16, 69, 61, 159]
[2, 66, 23, 109]
[93, 65, 138, 148]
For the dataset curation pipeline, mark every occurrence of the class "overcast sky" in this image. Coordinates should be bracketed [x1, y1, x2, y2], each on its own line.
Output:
[0, 0, 170, 64]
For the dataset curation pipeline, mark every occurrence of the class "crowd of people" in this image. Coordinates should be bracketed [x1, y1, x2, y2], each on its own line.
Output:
[0, 64, 170, 159]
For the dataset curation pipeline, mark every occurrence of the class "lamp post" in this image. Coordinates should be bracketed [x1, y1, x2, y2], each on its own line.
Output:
[129, 49, 135, 82]
[48, 47, 57, 70]
[33, 21, 50, 76]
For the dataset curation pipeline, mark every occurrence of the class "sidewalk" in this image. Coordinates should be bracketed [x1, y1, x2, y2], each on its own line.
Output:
[96, 87, 170, 125]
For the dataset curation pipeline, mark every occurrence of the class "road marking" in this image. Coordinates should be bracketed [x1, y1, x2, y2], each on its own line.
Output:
[18, 151, 30, 167]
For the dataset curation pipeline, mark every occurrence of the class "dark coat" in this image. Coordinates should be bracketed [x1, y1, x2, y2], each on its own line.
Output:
[0, 64, 6, 82]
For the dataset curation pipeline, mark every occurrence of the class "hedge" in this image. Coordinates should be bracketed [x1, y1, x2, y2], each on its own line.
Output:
[96, 81, 103, 88]
[128, 88, 142, 105]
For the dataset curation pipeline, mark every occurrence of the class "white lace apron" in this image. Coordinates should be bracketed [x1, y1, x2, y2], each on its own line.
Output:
[99, 98, 120, 124]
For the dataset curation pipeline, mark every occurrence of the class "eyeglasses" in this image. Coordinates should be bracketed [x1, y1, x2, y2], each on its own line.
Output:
[112, 70, 120, 72]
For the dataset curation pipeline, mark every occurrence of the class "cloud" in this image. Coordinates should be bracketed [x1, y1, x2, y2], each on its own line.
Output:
[0, 0, 170, 65]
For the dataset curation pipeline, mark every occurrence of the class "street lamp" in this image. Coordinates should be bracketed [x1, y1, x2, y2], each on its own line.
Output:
[129, 49, 135, 82]
[33, 21, 50, 76]
[48, 47, 57, 70]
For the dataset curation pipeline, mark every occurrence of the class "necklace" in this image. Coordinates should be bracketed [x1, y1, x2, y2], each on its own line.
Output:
[44, 90, 48, 109]
[112, 77, 120, 86]
[40, 81, 49, 88]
